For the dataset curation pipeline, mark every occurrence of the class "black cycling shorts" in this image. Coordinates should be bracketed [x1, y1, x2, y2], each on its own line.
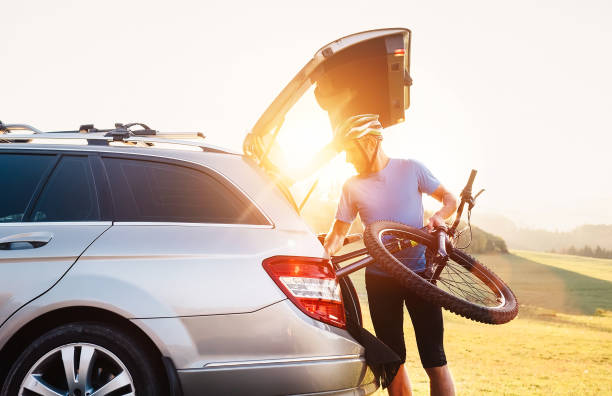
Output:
[365, 272, 447, 376]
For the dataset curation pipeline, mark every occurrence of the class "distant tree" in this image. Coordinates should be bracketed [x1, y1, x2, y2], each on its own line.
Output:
[497, 239, 509, 253]
[559, 244, 612, 259]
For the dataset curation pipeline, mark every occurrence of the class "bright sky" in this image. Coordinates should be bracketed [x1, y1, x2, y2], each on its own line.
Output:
[2, 0, 611, 231]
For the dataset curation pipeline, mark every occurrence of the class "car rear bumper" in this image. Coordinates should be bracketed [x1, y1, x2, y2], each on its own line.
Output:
[134, 300, 365, 369]
[177, 354, 378, 396]
[133, 300, 378, 395]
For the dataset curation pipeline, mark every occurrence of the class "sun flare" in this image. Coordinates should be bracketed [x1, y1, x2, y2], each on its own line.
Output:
[273, 86, 357, 202]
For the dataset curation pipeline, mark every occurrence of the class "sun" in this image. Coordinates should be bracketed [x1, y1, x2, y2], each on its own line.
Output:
[271, 85, 357, 202]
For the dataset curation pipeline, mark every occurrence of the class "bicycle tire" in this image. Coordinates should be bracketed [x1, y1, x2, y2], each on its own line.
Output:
[364, 220, 518, 324]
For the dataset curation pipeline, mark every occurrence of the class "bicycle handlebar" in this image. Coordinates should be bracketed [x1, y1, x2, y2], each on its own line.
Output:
[450, 169, 478, 236]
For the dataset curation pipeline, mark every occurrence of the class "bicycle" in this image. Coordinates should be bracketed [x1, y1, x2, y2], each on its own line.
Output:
[330, 170, 518, 325]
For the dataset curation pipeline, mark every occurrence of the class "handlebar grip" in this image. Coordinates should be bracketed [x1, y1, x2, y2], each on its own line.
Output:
[466, 169, 477, 190]
[461, 169, 477, 199]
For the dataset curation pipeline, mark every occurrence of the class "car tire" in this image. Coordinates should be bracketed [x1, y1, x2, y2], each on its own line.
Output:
[1, 322, 165, 396]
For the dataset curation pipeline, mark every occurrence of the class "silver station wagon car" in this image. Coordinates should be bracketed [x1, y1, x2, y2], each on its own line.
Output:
[0, 28, 412, 396]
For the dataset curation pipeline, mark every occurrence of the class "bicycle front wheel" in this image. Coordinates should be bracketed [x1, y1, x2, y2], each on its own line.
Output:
[364, 220, 518, 324]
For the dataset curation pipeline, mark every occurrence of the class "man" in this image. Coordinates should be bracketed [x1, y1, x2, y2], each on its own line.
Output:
[324, 115, 458, 396]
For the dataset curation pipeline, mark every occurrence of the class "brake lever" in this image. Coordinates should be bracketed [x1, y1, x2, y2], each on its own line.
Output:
[469, 189, 485, 210]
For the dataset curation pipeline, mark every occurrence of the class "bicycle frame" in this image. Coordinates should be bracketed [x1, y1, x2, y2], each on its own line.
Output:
[333, 239, 409, 278]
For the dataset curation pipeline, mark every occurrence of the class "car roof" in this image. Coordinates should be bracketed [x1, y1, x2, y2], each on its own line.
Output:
[0, 131, 242, 157]
[0, 140, 236, 156]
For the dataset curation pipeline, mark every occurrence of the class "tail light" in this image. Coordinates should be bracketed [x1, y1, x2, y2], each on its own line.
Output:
[263, 256, 346, 329]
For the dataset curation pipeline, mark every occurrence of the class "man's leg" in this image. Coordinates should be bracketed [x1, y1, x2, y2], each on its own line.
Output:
[425, 365, 455, 396]
[365, 273, 411, 395]
[404, 291, 455, 396]
[387, 364, 413, 396]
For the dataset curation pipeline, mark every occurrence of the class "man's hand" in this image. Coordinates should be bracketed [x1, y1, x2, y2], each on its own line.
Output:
[324, 220, 351, 258]
[427, 184, 458, 232]
[426, 213, 446, 231]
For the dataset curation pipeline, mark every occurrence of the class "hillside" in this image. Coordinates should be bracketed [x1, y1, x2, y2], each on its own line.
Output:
[453, 224, 508, 254]
[472, 213, 612, 251]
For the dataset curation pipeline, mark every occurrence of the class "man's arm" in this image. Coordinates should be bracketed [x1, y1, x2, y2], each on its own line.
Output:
[427, 184, 458, 230]
[323, 219, 351, 257]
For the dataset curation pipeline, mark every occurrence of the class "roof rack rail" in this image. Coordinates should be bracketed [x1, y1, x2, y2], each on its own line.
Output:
[0, 121, 239, 155]
[0, 121, 43, 134]
[1, 121, 205, 140]
[101, 123, 206, 141]
[0, 133, 238, 154]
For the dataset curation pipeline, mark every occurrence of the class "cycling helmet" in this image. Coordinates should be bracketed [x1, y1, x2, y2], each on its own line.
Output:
[332, 114, 382, 151]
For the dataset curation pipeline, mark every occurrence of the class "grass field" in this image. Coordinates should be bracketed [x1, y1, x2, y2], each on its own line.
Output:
[512, 250, 612, 283]
[343, 250, 612, 395]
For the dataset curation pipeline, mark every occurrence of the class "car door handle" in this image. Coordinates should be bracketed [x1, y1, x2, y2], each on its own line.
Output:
[0, 231, 54, 250]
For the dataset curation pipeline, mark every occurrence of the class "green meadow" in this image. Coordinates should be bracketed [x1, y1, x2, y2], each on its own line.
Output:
[344, 250, 612, 395]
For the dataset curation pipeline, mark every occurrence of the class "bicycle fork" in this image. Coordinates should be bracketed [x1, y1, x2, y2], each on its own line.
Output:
[429, 228, 450, 283]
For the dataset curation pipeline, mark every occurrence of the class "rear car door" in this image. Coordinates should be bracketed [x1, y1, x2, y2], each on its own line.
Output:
[0, 150, 111, 325]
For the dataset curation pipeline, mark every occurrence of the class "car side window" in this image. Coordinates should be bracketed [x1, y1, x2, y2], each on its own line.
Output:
[103, 157, 267, 224]
[0, 153, 56, 222]
[30, 156, 100, 222]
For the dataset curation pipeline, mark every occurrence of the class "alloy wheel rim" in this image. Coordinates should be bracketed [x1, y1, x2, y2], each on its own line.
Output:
[19, 342, 135, 396]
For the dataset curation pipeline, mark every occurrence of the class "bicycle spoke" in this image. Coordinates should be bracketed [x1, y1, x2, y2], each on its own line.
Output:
[444, 264, 489, 299]
[381, 230, 503, 308]
[439, 276, 492, 305]
[446, 261, 492, 296]
[443, 267, 496, 304]
[439, 270, 481, 302]
[437, 261, 500, 306]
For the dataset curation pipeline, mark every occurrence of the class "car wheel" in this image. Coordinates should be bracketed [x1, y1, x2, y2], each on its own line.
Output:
[1, 322, 165, 396]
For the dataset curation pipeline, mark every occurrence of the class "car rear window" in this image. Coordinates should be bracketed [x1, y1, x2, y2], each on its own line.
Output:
[102, 157, 269, 225]
[29, 155, 100, 222]
[0, 153, 56, 222]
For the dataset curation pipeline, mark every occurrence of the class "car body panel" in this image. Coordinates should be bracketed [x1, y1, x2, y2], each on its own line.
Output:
[0, 295, 370, 395]
[0, 222, 110, 325]
[65, 224, 323, 317]
[133, 301, 362, 369]
[136, 301, 372, 395]
[177, 357, 372, 396]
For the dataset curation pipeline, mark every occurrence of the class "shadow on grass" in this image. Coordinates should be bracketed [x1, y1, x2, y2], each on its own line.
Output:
[477, 253, 612, 315]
